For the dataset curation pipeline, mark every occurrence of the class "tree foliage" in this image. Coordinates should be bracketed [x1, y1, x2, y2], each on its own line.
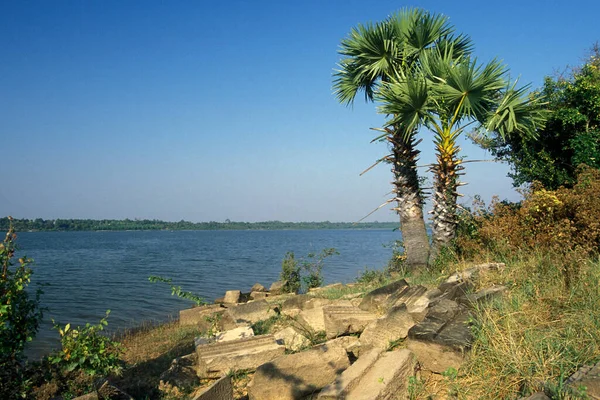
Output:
[0, 218, 43, 399]
[481, 45, 600, 189]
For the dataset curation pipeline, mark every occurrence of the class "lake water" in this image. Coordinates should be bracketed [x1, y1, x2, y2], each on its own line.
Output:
[16, 229, 399, 358]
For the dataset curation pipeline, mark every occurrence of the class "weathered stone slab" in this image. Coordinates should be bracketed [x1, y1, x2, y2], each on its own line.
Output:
[359, 304, 415, 350]
[192, 375, 233, 400]
[359, 279, 409, 314]
[314, 335, 361, 356]
[250, 291, 268, 300]
[225, 299, 275, 324]
[519, 393, 551, 400]
[406, 339, 464, 374]
[247, 340, 350, 400]
[297, 306, 326, 332]
[318, 349, 381, 399]
[215, 326, 254, 342]
[273, 326, 310, 352]
[457, 285, 507, 307]
[345, 349, 417, 400]
[281, 294, 313, 311]
[72, 393, 98, 400]
[223, 290, 241, 304]
[408, 299, 472, 351]
[269, 280, 288, 295]
[323, 306, 377, 339]
[179, 304, 224, 326]
[251, 283, 267, 292]
[565, 362, 600, 399]
[196, 334, 285, 378]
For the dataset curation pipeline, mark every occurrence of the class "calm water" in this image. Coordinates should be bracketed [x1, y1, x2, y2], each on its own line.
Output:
[16, 229, 399, 358]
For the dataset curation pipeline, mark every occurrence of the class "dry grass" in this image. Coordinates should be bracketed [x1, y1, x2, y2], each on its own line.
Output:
[111, 321, 201, 399]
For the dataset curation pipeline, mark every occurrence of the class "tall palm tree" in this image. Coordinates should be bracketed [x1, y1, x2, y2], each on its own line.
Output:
[333, 8, 472, 269]
[378, 48, 546, 264]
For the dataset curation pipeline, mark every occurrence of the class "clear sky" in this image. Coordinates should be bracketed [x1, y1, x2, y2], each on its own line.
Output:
[1, 0, 598, 222]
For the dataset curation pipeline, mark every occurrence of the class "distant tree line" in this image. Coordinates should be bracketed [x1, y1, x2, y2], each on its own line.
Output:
[0, 217, 399, 232]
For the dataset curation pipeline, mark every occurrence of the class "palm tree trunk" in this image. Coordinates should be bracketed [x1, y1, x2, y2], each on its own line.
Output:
[389, 128, 430, 270]
[429, 144, 462, 265]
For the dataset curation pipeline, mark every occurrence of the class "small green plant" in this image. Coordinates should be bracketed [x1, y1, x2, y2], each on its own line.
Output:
[204, 312, 222, 337]
[280, 251, 301, 293]
[148, 275, 206, 306]
[280, 248, 339, 293]
[407, 375, 427, 400]
[1, 219, 44, 399]
[383, 240, 408, 276]
[251, 315, 282, 335]
[49, 310, 123, 377]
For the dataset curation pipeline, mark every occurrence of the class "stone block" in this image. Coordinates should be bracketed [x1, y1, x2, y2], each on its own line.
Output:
[359, 304, 415, 350]
[179, 304, 224, 326]
[565, 362, 600, 399]
[251, 283, 267, 292]
[318, 349, 381, 399]
[192, 375, 233, 400]
[215, 326, 254, 342]
[273, 326, 310, 352]
[297, 306, 326, 332]
[345, 349, 417, 400]
[457, 285, 507, 307]
[196, 334, 285, 378]
[359, 279, 409, 314]
[250, 291, 268, 300]
[247, 340, 350, 400]
[323, 306, 377, 339]
[406, 339, 464, 374]
[223, 290, 241, 304]
[269, 280, 288, 295]
[408, 299, 472, 351]
[225, 299, 275, 325]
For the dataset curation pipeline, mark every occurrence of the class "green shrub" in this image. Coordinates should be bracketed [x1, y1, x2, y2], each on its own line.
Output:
[49, 311, 123, 377]
[1, 219, 43, 399]
[280, 252, 301, 293]
[280, 248, 339, 293]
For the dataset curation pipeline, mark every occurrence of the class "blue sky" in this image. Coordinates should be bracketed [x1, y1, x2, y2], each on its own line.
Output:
[1, 0, 598, 222]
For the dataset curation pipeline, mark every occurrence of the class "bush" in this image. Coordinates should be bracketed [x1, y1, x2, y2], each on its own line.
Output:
[1, 219, 43, 399]
[148, 275, 206, 305]
[452, 167, 600, 287]
[49, 311, 123, 377]
[279, 248, 339, 293]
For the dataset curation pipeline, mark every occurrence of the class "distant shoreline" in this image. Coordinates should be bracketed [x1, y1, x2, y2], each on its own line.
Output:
[1, 217, 399, 232]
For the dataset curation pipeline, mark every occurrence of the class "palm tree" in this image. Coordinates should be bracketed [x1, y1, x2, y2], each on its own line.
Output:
[377, 47, 546, 264]
[333, 8, 472, 269]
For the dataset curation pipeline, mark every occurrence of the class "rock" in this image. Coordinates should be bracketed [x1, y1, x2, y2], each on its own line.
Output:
[408, 299, 472, 351]
[315, 336, 361, 357]
[388, 285, 438, 322]
[179, 304, 224, 326]
[192, 375, 234, 400]
[358, 279, 409, 314]
[405, 339, 464, 374]
[223, 290, 242, 304]
[270, 280, 289, 295]
[196, 334, 285, 378]
[247, 340, 350, 400]
[251, 283, 267, 292]
[565, 362, 600, 399]
[281, 294, 314, 311]
[321, 349, 417, 399]
[359, 304, 415, 350]
[214, 297, 225, 304]
[226, 299, 276, 325]
[274, 326, 311, 352]
[297, 306, 326, 332]
[250, 291, 268, 300]
[318, 349, 381, 399]
[215, 326, 254, 342]
[159, 353, 200, 390]
[323, 305, 377, 339]
[457, 285, 507, 307]
[341, 292, 364, 300]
